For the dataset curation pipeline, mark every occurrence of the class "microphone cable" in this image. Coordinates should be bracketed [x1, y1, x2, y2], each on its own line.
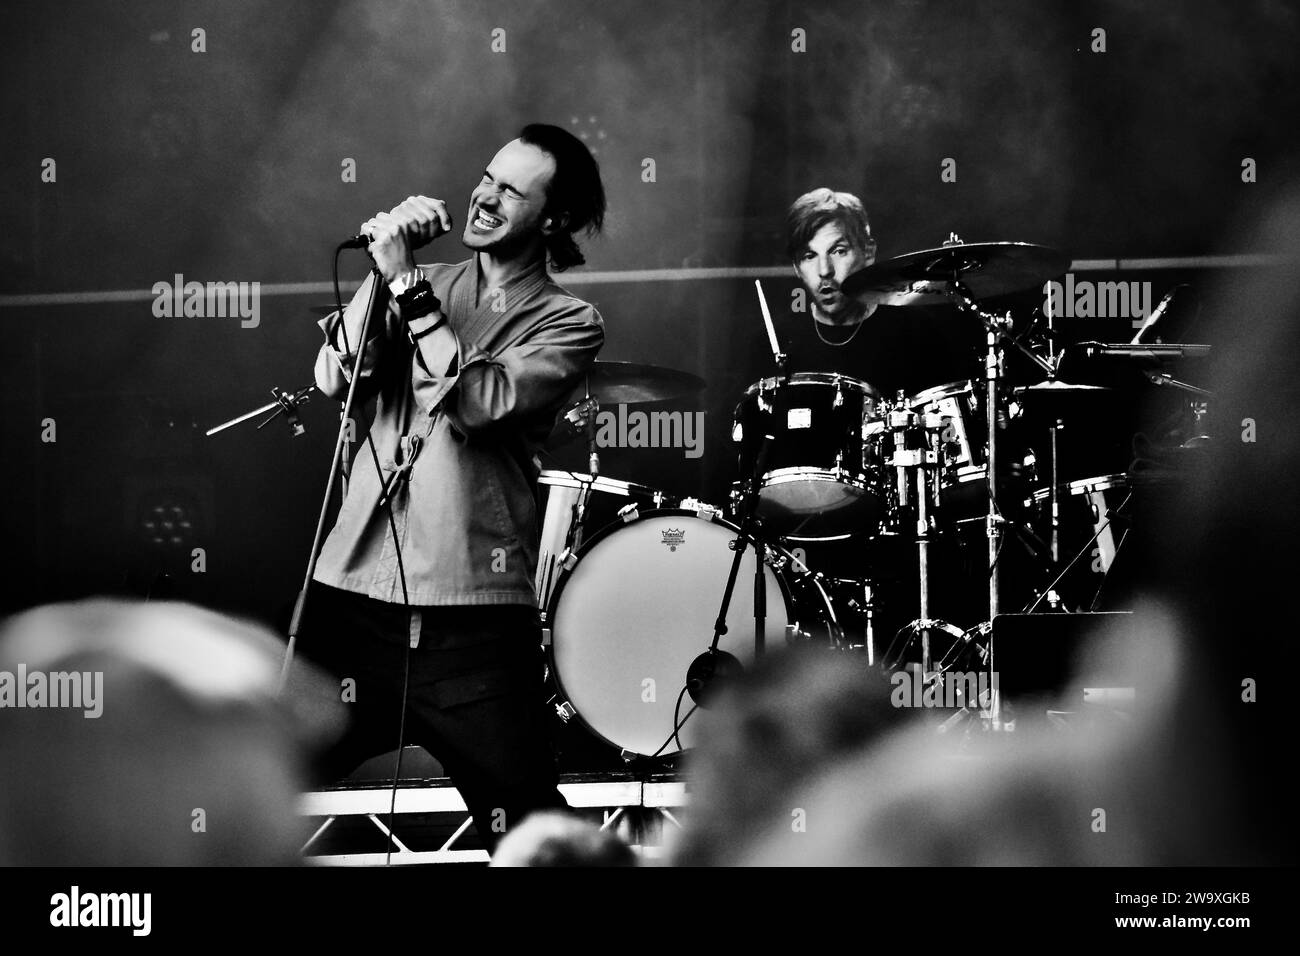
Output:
[331, 242, 415, 866]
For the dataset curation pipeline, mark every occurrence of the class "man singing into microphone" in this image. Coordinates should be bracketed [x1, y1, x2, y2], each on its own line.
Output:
[301, 124, 605, 851]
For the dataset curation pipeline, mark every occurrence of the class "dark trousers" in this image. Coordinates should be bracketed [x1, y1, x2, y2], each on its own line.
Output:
[299, 583, 567, 851]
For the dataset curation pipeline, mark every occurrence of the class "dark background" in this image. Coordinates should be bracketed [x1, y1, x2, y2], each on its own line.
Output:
[2, 0, 1298, 623]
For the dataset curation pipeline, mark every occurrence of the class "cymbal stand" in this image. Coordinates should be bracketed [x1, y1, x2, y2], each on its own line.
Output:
[953, 293, 1053, 726]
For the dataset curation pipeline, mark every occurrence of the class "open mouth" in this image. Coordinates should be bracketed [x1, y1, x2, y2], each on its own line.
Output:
[472, 207, 504, 231]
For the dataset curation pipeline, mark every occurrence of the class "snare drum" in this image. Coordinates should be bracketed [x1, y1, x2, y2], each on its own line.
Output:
[535, 471, 670, 609]
[544, 505, 829, 759]
[732, 372, 887, 537]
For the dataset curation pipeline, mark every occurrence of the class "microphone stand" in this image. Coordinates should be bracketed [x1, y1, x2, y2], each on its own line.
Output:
[686, 283, 786, 710]
[689, 362, 781, 708]
[206, 385, 315, 438]
[279, 267, 389, 688]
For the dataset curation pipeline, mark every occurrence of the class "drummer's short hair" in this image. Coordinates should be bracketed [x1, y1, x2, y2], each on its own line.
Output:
[785, 188, 876, 261]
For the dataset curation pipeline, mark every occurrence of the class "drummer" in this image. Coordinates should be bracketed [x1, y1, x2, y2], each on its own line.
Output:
[768, 187, 974, 397]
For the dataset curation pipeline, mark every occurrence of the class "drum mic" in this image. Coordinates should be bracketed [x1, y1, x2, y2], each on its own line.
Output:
[1130, 286, 1180, 344]
[686, 649, 743, 708]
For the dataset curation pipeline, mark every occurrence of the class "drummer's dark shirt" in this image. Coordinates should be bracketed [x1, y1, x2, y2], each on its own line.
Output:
[764, 304, 981, 398]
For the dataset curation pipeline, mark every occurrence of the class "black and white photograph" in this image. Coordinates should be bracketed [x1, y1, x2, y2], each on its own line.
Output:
[1, 0, 1296, 930]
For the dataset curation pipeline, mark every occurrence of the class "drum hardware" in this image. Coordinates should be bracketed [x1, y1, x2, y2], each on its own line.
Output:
[881, 618, 974, 694]
[1182, 400, 1212, 448]
[879, 396, 956, 675]
[680, 497, 723, 521]
[844, 580, 878, 664]
[1049, 419, 1061, 562]
[1143, 370, 1214, 398]
[926, 620, 996, 732]
[535, 471, 670, 612]
[951, 290, 1063, 725]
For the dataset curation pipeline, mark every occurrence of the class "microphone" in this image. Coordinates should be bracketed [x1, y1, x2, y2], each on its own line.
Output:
[686, 649, 742, 708]
[1084, 343, 1210, 361]
[1130, 286, 1180, 344]
[340, 233, 372, 250]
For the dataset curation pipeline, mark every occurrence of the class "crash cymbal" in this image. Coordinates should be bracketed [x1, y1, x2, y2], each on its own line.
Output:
[842, 241, 1071, 306]
[566, 361, 706, 405]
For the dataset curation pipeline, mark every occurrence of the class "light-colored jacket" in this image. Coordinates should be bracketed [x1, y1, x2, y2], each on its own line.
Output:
[312, 256, 604, 606]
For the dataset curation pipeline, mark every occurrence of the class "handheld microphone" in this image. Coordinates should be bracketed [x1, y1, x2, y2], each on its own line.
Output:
[340, 233, 372, 250]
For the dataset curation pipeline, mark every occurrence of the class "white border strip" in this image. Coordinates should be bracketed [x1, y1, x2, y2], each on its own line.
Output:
[1, 254, 1293, 308]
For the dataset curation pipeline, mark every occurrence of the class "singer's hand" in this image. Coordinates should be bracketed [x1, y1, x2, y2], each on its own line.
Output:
[360, 196, 454, 284]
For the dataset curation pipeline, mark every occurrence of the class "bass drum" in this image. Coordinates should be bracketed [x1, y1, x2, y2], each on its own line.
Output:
[545, 506, 823, 760]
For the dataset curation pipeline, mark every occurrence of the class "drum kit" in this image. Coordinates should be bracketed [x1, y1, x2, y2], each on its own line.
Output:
[534, 236, 1212, 763]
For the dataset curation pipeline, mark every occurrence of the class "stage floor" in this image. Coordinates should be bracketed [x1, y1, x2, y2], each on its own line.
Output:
[301, 772, 688, 865]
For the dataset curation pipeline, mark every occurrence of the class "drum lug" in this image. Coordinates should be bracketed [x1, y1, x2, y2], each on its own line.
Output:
[618, 502, 640, 523]
[555, 700, 576, 723]
[682, 497, 720, 521]
[540, 626, 552, 645]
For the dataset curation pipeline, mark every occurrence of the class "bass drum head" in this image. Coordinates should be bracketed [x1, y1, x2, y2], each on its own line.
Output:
[548, 510, 791, 759]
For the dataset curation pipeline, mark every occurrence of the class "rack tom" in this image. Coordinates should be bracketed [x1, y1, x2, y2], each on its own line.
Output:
[732, 372, 887, 537]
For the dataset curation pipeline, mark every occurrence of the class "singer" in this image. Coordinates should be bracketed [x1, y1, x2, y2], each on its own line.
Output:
[300, 124, 606, 851]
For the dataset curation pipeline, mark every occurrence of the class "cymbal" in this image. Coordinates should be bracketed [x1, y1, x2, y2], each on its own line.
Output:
[565, 361, 706, 405]
[1013, 380, 1116, 417]
[1015, 380, 1113, 398]
[842, 241, 1071, 306]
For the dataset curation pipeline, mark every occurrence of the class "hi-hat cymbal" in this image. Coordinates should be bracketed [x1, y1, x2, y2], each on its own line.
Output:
[565, 361, 706, 405]
[1015, 380, 1113, 397]
[1013, 379, 1115, 416]
[842, 241, 1071, 306]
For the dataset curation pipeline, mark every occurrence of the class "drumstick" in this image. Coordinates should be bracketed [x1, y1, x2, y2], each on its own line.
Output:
[754, 280, 781, 363]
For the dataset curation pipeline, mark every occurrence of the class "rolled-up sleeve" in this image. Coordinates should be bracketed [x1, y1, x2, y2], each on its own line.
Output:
[412, 303, 603, 435]
[313, 271, 400, 401]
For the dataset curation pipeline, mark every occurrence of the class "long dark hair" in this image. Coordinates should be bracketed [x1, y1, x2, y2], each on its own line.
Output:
[519, 123, 605, 272]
